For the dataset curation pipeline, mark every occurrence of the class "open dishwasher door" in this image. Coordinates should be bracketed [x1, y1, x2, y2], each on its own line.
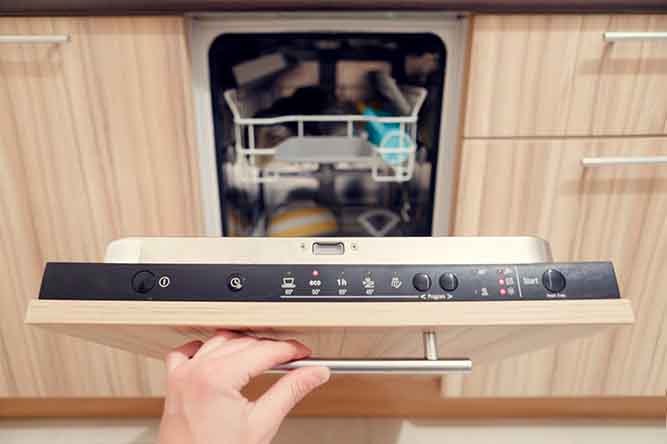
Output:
[25, 237, 633, 374]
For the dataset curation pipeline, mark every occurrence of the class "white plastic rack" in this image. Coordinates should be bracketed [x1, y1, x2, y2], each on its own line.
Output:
[223, 86, 427, 183]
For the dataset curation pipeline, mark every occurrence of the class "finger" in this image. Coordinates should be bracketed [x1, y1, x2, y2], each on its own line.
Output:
[211, 339, 312, 388]
[203, 335, 258, 361]
[165, 340, 203, 372]
[250, 366, 330, 438]
[192, 330, 243, 362]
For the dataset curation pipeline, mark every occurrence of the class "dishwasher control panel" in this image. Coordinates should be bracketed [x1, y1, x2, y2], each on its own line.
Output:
[39, 262, 620, 302]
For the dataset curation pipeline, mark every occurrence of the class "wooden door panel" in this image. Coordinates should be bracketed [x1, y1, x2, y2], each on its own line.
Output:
[452, 137, 667, 395]
[0, 17, 201, 396]
[465, 15, 667, 137]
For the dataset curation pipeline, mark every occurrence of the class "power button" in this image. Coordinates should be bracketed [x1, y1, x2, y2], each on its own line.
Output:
[228, 274, 245, 292]
[132, 270, 156, 294]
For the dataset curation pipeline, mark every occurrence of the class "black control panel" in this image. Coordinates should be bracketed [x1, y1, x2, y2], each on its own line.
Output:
[39, 262, 620, 302]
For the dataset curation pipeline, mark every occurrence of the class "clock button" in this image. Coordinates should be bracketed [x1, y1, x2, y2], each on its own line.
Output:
[228, 274, 245, 292]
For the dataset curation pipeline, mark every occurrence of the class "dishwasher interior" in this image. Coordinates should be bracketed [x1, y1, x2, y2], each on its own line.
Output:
[208, 32, 447, 237]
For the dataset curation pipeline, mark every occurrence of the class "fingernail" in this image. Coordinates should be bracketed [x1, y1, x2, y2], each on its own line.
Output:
[318, 367, 331, 383]
[287, 339, 311, 355]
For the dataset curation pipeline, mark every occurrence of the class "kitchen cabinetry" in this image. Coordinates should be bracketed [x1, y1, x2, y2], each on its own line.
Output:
[452, 137, 667, 396]
[455, 13, 667, 398]
[465, 14, 667, 137]
[0, 13, 660, 405]
[0, 17, 202, 396]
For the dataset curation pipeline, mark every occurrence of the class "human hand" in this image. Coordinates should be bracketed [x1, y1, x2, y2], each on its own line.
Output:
[158, 331, 330, 444]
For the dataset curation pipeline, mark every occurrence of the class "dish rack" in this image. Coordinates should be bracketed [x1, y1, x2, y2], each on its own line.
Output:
[223, 86, 427, 183]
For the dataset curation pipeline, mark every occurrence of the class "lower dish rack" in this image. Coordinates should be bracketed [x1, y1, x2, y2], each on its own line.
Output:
[223, 86, 427, 183]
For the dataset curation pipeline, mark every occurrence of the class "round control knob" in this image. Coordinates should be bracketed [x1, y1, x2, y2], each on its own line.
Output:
[542, 269, 566, 293]
[439, 272, 459, 292]
[412, 273, 432, 292]
[132, 270, 156, 294]
[227, 274, 245, 292]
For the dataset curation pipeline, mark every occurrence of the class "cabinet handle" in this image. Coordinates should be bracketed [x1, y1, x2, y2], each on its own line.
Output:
[581, 156, 667, 167]
[0, 35, 70, 44]
[603, 32, 667, 43]
[269, 358, 472, 374]
[268, 332, 471, 375]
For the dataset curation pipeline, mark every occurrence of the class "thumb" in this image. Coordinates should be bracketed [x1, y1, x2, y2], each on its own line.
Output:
[250, 366, 330, 437]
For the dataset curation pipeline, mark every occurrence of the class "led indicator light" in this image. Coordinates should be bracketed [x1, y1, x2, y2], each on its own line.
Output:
[498, 279, 505, 285]
[312, 269, 320, 277]
[499, 288, 507, 296]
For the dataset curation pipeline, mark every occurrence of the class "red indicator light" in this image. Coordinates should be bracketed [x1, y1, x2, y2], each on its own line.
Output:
[498, 279, 505, 285]
[499, 288, 507, 296]
[312, 270, 320, 277]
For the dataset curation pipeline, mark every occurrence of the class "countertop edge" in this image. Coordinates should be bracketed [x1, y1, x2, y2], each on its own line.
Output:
[1, 1, 666, 16]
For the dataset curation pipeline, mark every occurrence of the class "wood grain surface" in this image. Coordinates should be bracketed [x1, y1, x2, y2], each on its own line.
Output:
[452, 136, 667, 396]
[465, 14, 667, 137]
[0, 16, 202, 396]
[1, 394, 664, 418]
[25, 300, 633, 366]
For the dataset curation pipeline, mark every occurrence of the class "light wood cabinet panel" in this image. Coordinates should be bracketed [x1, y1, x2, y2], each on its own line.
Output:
[25, 299, 633, 368]
[465, 14, 667, 138]
[0, 17, 202, 396]
[451, 137, 667, 396]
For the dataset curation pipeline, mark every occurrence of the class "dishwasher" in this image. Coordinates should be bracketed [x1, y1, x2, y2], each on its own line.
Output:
[189, 12, 467, 237]
[24, 13, 634, 376]
[31, 236, 629, 374]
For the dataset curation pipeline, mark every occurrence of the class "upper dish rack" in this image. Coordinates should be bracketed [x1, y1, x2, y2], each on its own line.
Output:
[223, 86, 427, 183]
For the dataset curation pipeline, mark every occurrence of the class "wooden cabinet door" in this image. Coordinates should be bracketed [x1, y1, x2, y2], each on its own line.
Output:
[0, 17, 202, 396]
[450, 137, 667, 396]
[465, 15, 667, 138]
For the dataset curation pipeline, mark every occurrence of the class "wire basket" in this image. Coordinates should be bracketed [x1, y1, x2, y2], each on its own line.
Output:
[223, 85, 427, 183]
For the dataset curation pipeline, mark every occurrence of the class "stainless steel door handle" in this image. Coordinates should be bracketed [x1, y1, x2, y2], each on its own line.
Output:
[268, 331, 472, 375]
[0, 35, 70, 44]
[603, 32, 667, 43]
[581, 156, 667, 167]
[269, 358, 472, 374]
